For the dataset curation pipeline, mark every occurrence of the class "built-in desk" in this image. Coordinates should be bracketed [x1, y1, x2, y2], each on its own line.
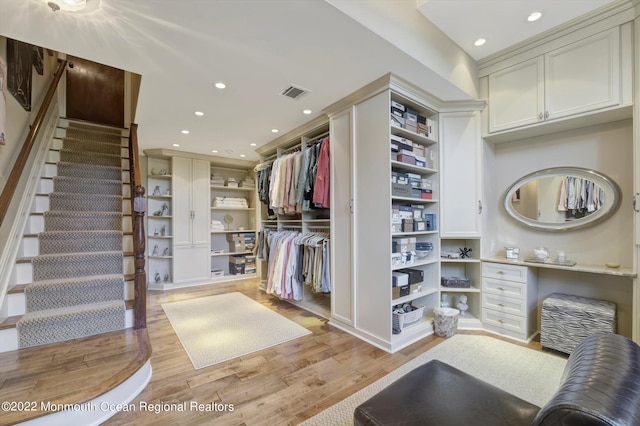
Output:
[482, 257, 636, 278]
[481, 257, 638, 343]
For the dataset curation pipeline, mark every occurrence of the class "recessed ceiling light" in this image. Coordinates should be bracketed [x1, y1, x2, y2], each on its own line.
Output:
[527, 11, 542, 22]
[303, 109, 312, 115]
[474, 38, 486, 47]
[271, 129, 279, 133]
[181, 130, 189, 134]
[172, 143, 180, 147]
[211, 150, 218, 153]
[250, 143, 257, 147]
[240, 154, 246, 158]
[214, 82, 226, 89]
[194, 111, 204, 116]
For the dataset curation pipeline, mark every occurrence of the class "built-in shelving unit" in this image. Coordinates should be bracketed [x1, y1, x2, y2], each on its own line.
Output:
[146, 156, 174, 287]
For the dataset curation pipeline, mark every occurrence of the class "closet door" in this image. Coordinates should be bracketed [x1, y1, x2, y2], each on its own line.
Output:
[440, 111, 482, 238]
[191, 159, 211, 245]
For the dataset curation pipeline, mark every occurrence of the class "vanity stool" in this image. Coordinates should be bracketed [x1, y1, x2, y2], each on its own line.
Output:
[541, 293, 616, 354]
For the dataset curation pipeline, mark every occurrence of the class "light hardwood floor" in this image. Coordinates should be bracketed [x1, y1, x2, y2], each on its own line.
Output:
[0, 278, 547, 426]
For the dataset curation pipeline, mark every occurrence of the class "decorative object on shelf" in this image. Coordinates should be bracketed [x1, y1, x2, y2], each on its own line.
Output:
[161, 202, 170, 216]
[164, 273, 170, 283]
[160, 225, 167, 236]
[458, 247, 472, 259]
[224, 213, 234, 231]
[441, 294, 451, 308]
[151, 244, 159, 256]
[162, 247, 170, 256]
[152, 209, 162, 216]
[605, 262, 620, 269]
[534, 246, 550, 261]
[505, 246, 520, 260]
[556, 251, 566, 262]
[152, 185, 161, 196]
[163, 188, 171, 196]
[524, 256, 577, 267]
[150, 168, 170, 176]
[154, 272, 161, 283]
[456, 294, 469, 316]
[442, 276, 471, 288]
[441, 250, 460, 259]
[154, 228, 159, 236]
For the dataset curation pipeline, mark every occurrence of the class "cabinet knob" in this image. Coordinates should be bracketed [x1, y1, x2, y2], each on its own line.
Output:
[633, 194, 640, 213]
[538, 112, 543, 120]
[544, 111, 549, 119]
[478, 200, 482, 214]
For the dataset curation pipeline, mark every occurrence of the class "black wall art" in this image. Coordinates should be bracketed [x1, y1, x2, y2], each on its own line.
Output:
[7, 38, 33, 112]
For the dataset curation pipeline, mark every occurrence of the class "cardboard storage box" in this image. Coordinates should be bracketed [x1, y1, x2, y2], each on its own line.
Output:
[413, 219, 426, 231]
[402, 219, 414, 232]
[211, 269, 224, 277]
[391, 221, 403, 233]
[397, 154, 416, 165]
[392, 284, 410, 299]
[391, 114, 405, 128]
[413, 143, 425, 158]
[391, 135, 412, 152]
[229, 255, 246, 264]
[392, 183, 412, 198]
[228, 242, 246, 252]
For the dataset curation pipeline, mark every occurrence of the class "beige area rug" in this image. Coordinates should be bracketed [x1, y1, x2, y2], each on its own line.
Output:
[161, 292, 311, 369]
[301, 334, 568, 426]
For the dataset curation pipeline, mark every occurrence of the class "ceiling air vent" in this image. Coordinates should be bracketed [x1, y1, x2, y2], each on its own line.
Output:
[280, 85, 309, 100]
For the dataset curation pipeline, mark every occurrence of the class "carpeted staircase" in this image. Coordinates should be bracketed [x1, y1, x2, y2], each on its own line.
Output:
[15, 123, 127, 348]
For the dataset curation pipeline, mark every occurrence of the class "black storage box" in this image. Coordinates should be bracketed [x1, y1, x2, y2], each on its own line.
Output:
[398, 268, 424, 285]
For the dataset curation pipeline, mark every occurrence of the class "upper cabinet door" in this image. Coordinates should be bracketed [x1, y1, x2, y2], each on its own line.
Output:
[488, 56, 544, 133]
[545, 28, 620, 121]
[440, 111, 482, 238]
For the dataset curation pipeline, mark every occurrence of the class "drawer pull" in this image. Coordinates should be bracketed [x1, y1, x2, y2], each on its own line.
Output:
[498, 303, 505, 307]
[498, 319, 504, 323]
[497, 270, 504, 274]
[497, 287, 505, 291]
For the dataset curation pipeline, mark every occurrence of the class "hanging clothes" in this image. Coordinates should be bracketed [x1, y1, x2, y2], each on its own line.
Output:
[313, 138, 330, 208]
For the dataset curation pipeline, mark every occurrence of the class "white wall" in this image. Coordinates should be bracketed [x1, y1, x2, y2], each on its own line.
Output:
[0, 37, 57, 193]
[489, 119, 633, 267]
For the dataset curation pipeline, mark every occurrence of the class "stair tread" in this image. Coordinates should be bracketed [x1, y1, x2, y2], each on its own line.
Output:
[18, 252, 134, 263]
[12, 275, 135, 293]
[37, 193, 131, 200]
[24, 232, 133, 237]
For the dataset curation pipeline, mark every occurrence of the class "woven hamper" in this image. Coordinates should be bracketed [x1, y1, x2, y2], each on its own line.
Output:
[540, 293, 616, 354]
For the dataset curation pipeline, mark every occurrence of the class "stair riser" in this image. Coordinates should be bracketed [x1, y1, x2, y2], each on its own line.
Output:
[38, 179, 129, 197]
[6, 281, 134, 317]
[55, 129, 128, 149]
[47, 151, 129, 169]
[27, 215, 132, 234]
[57, 120, 129, 138]
[14, 258, 135, 285]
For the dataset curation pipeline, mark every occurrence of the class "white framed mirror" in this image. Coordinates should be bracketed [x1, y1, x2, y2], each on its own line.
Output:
[503, 167, 621, 232]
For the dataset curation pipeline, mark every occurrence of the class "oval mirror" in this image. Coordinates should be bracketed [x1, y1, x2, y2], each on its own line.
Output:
[504, 167, 621, 231]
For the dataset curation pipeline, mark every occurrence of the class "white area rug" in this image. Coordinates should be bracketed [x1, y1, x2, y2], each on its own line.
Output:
[301, 334, 568, 426]
[162, 292, 311, 369]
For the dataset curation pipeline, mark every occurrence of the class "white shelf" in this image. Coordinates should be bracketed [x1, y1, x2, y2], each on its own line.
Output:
[440, 286, 481, 293]
[392, 287, 439, 305]
[210, 185, 255, 192]
[391, 196, 437, 203]
[390, 160, 437, 174]
[211, 250, 254, 257]
[211, 230, 256, 234]
[211, 207, 255, 211]
[148, 215, 173, 219]
[391, 315, 434, 347]
[390, 125, 437, 146]
[392, 231, 437, 237]
[210, 273, 258, 282]
[148, 255, 173, 259]
[148, 174, 172, 179]
[149, 235, 173, 239]
[440, 258, 481, 263]
[392, 258, 438, 271]
[304, 218, 331, 223]
[148, 195, 172, 199]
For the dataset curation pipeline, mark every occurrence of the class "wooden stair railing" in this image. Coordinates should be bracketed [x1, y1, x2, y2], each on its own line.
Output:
[0, 59, 67, 227]
[128, 123, 147, 329]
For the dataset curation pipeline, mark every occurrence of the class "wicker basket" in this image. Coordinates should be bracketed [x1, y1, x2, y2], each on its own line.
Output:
[393, 305, 425, 331]
[434, 307, 460, 338]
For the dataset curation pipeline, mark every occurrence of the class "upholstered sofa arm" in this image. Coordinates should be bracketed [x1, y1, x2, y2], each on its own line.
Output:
[532, 333, 640, 426]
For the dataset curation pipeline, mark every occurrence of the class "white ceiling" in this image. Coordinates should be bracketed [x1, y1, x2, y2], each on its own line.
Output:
[418, 0, 619, 61]
[0, 0, 624, 162]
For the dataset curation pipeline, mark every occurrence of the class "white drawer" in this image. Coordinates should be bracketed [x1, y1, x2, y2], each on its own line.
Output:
[482, 308, 528, 335]
[482, 262, 528, 283]
[482, 293, 526, 317]
[482, 277, 527, 300]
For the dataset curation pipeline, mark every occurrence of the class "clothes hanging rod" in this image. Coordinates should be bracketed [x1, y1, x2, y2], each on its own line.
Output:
[308, 131, 330, 144]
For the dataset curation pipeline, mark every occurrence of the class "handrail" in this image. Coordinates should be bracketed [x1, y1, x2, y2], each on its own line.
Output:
[128, 123, 147, 329]
[0, 59, 67, 227]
